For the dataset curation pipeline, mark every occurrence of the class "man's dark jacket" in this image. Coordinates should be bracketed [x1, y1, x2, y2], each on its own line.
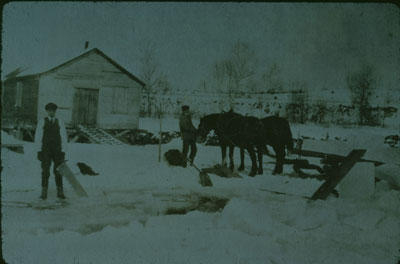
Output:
[179, 112, 197, 141]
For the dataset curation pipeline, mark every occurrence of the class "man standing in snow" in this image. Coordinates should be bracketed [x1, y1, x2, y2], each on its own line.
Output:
[35, 103, 68, 200]
[179, 105, 197, 167]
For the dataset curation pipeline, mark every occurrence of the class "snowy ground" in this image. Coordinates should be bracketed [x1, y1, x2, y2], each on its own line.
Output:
[2, 119, 400, 264]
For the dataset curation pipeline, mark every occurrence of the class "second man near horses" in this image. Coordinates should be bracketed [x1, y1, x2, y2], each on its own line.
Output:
[179, 105, 197, 167]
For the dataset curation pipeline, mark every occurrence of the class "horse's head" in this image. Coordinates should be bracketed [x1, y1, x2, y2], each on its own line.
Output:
[197, 114, 215, 143]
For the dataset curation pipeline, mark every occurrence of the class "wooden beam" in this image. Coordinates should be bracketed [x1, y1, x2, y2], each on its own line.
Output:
[78, 132, 97, 144]
[24, 129, 34, 141]
[56, 162, 88, 197]
[1, 144, 24, 154]
[115, 130, 131, 138]
[290, 148, 384, 166]
[70, 134, 80, 143]
[1, 144, 24, 148]
[310, 149, 366, 200]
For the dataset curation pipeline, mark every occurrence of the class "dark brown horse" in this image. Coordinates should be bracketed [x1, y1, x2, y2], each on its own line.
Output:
[249, 115, 293, 174]
[198, 111, 294, 175]
[197, 111, 265, 176]
[226, 112, 294, 175]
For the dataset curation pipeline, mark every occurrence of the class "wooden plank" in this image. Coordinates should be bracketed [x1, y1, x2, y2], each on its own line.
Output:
[88, 89, 99, 125]
[56, 162, 88, 197]
[72, 88, 99, 125]
[1, 144, 24, 154]
[25, 129, 34, 141]
[1, 144, 24, 148]
[98, 128, 124, 145]
[70, 134, 80, 143]
[116, 130, 131, 137]
[78, 132, 97, 143]
[291, 148, 383, 166]
[72, 89, 80, 125]
[310, 149, 366, 200]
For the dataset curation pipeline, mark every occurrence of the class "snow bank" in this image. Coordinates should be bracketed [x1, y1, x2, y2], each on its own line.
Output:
[338, 162, 375, 200]
[1, 131, 23, 145]
[375, 164, 400, 190]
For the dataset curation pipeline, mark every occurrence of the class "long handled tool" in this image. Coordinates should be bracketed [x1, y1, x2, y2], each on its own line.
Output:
[183, 155, 213, 187]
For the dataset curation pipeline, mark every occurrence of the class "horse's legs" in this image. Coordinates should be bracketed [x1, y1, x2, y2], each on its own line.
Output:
[221, 144, 227, 167]
[238, 148, 245, 171]
[229, 145, 235, 170]
[257, 145, 263, 175]
[272, 146, 285, 174]
[247, 147, 258, 177]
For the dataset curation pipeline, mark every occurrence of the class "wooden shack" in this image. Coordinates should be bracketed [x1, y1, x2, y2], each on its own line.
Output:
[2, 48, 145, 131]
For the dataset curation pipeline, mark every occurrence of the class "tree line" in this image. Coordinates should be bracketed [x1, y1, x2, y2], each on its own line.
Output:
[137, 39, 397, 127]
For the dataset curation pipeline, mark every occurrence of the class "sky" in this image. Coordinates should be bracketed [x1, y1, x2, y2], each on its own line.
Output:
[2, 2, 399, 93]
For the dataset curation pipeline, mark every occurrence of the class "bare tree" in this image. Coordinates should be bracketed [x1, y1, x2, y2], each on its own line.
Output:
[213, 61, 227, 93]
[262, 63, 283, 94]
[199, 80, 208, 93]
[138, 40, 159, 117]
[288, 82, 309, 124]
[154, 74, 172, 162]
[229, 40, 257, 93]
[211, 40, 257, 109]
[311, 101, 328, 124]
[223, 59, 235, 107]
[346, 65, 377, 125]
[381, 92, 397, 128]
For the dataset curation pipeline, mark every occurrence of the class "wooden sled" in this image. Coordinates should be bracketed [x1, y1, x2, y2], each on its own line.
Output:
[310, 149, 366, 200]
[291, 148, 383, 166]
[260, 149, 367, 201]
[292, 159, 328, 181]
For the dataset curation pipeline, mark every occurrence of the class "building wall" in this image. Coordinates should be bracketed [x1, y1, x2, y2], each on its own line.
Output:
[2, 77, 39, 123]
[3, 79, 18, 118]
[37, 52, 142, 129]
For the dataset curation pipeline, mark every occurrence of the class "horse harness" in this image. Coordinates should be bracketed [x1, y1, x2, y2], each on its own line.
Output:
[213, 114, 265, 150]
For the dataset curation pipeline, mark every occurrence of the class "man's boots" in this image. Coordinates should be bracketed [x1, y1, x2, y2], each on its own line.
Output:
[57, 186, 66, 199]
[40, 187, 48, 200]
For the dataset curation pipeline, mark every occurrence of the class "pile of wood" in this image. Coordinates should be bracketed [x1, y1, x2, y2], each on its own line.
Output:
[127, 130, 180, 145]
[384, 135, 399, 148]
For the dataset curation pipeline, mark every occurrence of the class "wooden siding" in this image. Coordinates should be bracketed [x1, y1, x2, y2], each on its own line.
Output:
[37, 52, 141, 129]
[2, 77, 39, 122]
[72, 88, 99, 125]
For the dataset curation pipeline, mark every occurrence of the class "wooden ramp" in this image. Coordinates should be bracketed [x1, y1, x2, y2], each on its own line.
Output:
[77, 125, 125, 145]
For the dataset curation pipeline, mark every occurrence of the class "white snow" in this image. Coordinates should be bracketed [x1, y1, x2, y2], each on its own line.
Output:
[2, 120, 400, 264]
[1, 131, 22, 145]
[338, 162, 375, 200]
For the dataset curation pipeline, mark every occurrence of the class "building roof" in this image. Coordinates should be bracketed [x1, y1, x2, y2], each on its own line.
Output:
[5, 48, 145, 87]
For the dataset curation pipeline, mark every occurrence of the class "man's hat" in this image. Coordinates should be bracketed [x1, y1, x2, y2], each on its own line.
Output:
[45, 102, 58, 111]
[182, 105, 190, 111]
